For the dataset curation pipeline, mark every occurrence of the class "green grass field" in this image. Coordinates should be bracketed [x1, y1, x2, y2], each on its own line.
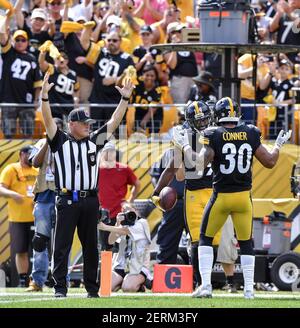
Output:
[1, 288, 300, 308]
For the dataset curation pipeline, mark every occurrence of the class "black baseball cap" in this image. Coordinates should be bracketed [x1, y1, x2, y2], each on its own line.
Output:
[68, 108, 96, 124]
[140, 25, 152, 34]
[19, 145, 34, 154]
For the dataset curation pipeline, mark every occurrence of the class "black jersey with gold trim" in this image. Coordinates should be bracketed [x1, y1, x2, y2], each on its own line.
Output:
[183, 122, 213, 191]
[0, 46, 42, 103]
[132, 46, 164, 75]
[277, 14, 300, 62]
[201, 123, 261, 193]
[130, 82, 162, 120]
[89, 48, 134, 103]
[48, 65, 79, 116]
[48, 66, 79, 105]
[270, 78, 295, 108]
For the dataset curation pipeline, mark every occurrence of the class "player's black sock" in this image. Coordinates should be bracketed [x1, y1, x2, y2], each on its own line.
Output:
[191, 243, 201, 288]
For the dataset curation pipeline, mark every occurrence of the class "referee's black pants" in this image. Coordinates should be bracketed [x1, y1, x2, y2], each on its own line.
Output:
[52, 195, 99, 295]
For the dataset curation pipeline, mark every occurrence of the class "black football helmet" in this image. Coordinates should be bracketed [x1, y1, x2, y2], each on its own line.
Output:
[214, 97, 240, 124]
[185, 101, 211, 133]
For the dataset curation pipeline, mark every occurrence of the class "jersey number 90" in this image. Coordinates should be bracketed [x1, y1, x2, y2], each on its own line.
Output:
[98, 58, 120, 78]
[55, 75, 74, 95]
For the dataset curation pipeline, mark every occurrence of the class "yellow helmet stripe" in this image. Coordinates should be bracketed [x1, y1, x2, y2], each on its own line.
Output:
[226, 97, 234, 117]
[193, 101, 200, 114]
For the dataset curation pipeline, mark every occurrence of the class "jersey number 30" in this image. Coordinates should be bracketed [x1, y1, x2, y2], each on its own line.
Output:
[220, 143, 252, 174]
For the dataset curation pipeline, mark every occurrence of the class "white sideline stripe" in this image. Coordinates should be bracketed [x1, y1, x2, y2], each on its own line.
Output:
[0, 292, 300, 304]
[0, 297, 78, 304]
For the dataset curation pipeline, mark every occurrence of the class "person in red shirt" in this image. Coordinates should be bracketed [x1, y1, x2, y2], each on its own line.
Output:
[98, 141, 141, 250]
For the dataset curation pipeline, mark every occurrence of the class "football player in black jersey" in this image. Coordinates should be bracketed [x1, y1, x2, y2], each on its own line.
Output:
[39, 50, 79, 119]
[130, 64, 162, 134]
[152, 101, 238, 290]
[0, 28, 42, 138]
[174, 97, 292, 299]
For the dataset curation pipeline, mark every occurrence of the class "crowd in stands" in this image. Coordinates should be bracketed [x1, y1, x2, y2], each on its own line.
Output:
[0, 0, 299, 140]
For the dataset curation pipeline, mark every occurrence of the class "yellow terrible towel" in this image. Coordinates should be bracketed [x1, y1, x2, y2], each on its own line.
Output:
[0, 0, 14, 16]
[60, 21, 84, 33]
[39, 40, 62, 61]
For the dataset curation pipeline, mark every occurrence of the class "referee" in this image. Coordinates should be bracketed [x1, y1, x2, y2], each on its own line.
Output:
[40, 72, 134, 298]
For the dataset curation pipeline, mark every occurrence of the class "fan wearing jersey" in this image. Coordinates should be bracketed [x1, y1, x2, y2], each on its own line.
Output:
[130, 65, 162, 134]
[269, 0, 300, 63]
[39, 50, 79, 119]
[0, 28, 42, 138]
[259, 59, 300, 139]
[132, 25, 164, 79]
[164, 22, 198, 104]
[14, 2, 53, 60]
[174, 97, 292, 299]
[81, 30, 135, 125]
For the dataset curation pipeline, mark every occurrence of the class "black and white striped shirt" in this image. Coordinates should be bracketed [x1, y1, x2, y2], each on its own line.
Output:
[47, 125, 107, 191]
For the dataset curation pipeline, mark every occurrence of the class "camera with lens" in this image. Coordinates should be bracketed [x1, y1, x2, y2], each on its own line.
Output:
[263, 55, 274, 63]
[119, 211, 137, 226]
[99, 208, 111, 225]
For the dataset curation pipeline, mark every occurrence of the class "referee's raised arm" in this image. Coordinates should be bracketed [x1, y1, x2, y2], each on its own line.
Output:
[40, 72, 57, 140]
[106, 77, 135, 138]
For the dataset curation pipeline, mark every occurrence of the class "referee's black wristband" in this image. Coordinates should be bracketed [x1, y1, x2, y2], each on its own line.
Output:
[41, 97, 49, 102]
[121, 96, 130, 101]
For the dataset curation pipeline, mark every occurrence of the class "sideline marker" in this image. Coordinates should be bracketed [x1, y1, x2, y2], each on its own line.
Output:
[99, 251, 112, 297]
[152, 264, 193, 293]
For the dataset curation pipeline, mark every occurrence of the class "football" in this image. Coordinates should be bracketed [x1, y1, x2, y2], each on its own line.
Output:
[159, 186, 177, 211]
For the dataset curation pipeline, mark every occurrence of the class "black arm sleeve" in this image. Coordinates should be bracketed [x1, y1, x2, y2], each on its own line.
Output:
[47, 127, 67, 152]
[90, 124, 108, 151]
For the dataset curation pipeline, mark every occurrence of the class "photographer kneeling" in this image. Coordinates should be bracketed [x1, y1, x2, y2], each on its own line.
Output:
[99, 203, 152, 292]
